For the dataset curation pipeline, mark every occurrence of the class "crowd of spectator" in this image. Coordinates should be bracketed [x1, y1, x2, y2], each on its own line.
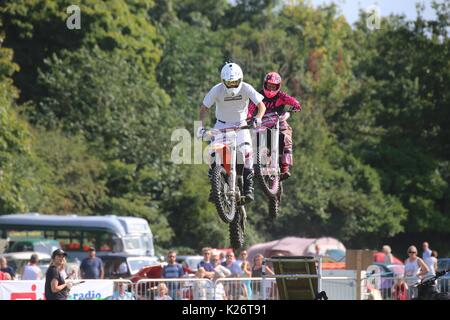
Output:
[0, 241, 447, 301]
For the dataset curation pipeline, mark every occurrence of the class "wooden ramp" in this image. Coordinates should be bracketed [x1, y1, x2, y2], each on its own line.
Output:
[268, 256, 320, 300]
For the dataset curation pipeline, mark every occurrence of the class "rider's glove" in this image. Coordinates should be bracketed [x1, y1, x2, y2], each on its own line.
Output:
[284, 105, 294, 112]
[66, 281, 74, 289]
[196, 126, 206, 139]
[253, 117, 262, 128]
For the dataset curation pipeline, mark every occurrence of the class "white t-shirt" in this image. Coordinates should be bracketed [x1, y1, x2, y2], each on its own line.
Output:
[425, 256, 437, 275]
[203, 82, 264, 123]
[22, 264, 42, 280]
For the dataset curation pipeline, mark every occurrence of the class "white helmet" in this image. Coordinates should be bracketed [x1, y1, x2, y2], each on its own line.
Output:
[221, 63, 243, 96]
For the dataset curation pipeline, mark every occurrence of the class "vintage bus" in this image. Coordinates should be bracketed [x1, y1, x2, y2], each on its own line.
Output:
[0, 213, 155, 260]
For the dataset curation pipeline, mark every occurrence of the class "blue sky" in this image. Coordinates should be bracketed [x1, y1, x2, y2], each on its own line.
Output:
[310, 0, 438, 24]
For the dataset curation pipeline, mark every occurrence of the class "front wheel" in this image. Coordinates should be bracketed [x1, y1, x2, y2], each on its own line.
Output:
[211, 165, 236, 223]
[229, 206, 246, 250]
[268, 182, 282, 219]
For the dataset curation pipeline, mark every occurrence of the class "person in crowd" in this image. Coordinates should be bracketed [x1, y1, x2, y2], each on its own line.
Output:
[161, 250, 184, 299]
[422, 242, 432, 260]
[404, 245, 429, 299]
[222, 252, 242, 277]
[45, 249, 73, 300]
[249, 254, 274, 299]
[80, 247, 104, 279]
[0, 270, 11, 280]
[0, 256, 15, 279]
[154, 283, 173, 300]
[392, 275, 408, 300]
[251, 254, 274, 277]
[313, 244, 323, 259]
[425, 250, 438, 276]
[112, 260, 128, 278]
[241, 260, 252, 278]
[219, 252, 226, 264]
[22, 253, 42, 280]
[197, 247, 215, 279]
[110, 281, 135, 300]
[211, 252, 232, 277]
[193, 267, 210, 300]
[236, 249, 248, 266]
[211, 270, 228, 300]
[382, 245, 394, 264]
[239, 261, 252, 300]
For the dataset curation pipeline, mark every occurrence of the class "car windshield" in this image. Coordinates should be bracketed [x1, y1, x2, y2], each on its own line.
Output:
[123, 237, 142, 251]
[438, 259, 450, 271]
[128, 258, 158, 275]
[185, 257, 203, 271]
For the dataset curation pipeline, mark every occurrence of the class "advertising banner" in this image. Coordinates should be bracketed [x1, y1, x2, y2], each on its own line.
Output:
[0, 280, 114, 300]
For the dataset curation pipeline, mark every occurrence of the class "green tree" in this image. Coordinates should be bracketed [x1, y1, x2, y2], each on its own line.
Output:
[1, 0, 162, 102]
[0, 18, 32, 213]
[35, 46, 170, 169]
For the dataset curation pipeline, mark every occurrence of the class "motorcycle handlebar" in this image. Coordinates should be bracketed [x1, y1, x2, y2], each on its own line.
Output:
[413, 269, 450, 287]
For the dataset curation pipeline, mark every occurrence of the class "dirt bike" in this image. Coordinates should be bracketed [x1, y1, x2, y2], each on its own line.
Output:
[412, 269, 450, 300]
[254, 106, 293, 219]
[203, 123, 253, 250]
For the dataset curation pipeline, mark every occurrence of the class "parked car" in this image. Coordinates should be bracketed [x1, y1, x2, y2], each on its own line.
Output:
[176, 255, 203, 273]
[437, 258, 450, 293]
[3, 251, 80, 280]
[6, 239, 61, 256]
[130, 263, 195, 300]
[2, 251, 51, 279]
[100, 254, 159, 279]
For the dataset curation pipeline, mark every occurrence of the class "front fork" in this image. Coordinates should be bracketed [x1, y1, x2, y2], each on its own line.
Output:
[214, 138, 237, 197]
[257, 118, 280, 174]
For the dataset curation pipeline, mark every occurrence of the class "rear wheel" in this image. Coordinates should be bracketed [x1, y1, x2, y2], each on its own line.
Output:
[211, 165, 236, 223]
[255, 137, 281, 199]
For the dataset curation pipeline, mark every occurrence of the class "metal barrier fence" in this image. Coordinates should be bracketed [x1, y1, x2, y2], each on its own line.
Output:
[362, 276, 449, 300]
[133, 278, 214, 300]
[214, 278, 279, 300]
[133, 277, 280, 300]
[1, 276, 448, 300]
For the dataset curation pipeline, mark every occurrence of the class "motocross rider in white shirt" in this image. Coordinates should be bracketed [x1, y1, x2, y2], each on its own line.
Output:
[197, 62, 266, 201]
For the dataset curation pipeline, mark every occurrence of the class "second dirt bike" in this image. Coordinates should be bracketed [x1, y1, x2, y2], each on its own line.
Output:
[254, 109, 293, 218]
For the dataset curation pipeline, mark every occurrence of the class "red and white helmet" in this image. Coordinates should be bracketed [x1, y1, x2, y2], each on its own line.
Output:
[263, 72, 282, 98]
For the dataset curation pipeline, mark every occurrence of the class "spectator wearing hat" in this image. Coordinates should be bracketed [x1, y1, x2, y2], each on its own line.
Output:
[80, 247, 104, 279]
[45, 249, 72, 300]
[22, 253, 42, 280]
